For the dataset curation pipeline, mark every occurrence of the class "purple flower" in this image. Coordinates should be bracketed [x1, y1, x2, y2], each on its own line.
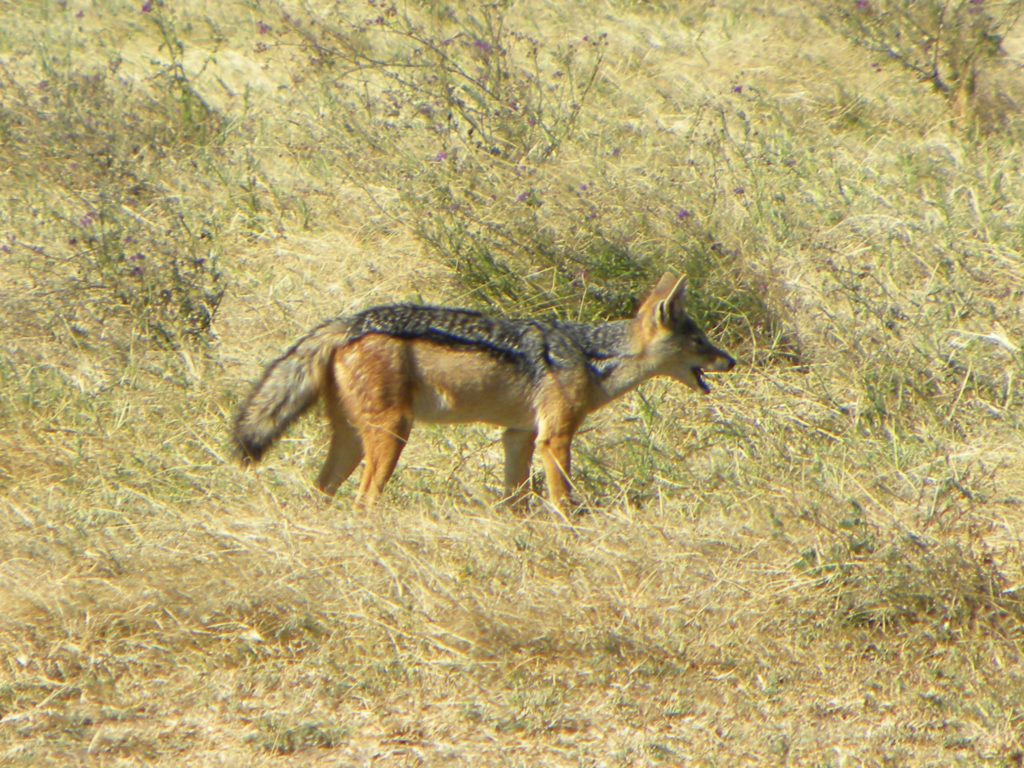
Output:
[676, 208, 692, 220]
[141, 0, 153, 12]
[733, 187, 745, 195]
[732, 85, 743, 94]
[129, 254, 146, 277]
[856, 0, 869, 10]
[257, 21, 271, 34]
[433, 151, 449, 162]
[516, 191, 531, 203]
[473, 40, 493, 55]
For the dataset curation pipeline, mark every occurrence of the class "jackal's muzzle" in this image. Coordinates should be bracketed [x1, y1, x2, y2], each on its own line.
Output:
[686, 348, 736, 394]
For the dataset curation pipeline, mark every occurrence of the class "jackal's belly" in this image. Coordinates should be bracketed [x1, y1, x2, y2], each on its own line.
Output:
[409, 346, 535, 428]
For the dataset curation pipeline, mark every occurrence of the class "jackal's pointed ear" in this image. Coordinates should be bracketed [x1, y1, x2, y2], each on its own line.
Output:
[641, 272, 681, 308]
[650, 272, 680, 299]
[651, 274, 688, 328]
[639, 273, 689, 329]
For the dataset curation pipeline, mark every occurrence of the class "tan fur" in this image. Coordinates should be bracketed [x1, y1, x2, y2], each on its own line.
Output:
[233, 273, 736, 511]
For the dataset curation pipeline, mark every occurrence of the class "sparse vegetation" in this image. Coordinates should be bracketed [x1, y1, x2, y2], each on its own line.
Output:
[1, 0, 1022, 765]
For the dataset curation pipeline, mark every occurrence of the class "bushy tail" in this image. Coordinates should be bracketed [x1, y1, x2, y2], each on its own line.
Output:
[233, 319, 350, 462]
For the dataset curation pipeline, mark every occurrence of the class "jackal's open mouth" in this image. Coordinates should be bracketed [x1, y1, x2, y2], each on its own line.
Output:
[692, 367, 711, 394]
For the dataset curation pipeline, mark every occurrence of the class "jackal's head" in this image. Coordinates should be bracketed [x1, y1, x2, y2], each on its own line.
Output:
[636, 272, 736, 394]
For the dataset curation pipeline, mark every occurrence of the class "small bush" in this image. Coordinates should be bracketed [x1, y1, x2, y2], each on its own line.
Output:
[802, 531, 1023, 632]
[824, 0, 1024, 135]
[1, 31, 225, 346]
[275, 1, 625, 317]
[246, 715, 350, 754]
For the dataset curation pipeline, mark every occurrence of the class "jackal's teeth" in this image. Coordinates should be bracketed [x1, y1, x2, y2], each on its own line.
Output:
[692, 366, 711, 394]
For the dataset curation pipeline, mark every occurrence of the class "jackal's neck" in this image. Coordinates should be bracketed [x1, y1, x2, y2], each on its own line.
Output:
[593, 353, 664, 403]
[578, 320, 661, 405]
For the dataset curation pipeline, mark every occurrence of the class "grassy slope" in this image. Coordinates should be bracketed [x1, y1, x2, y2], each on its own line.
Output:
[1, 0, 1023, 765]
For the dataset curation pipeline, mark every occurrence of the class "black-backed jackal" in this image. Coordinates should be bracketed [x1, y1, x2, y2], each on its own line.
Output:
[233, 273, 735, 510]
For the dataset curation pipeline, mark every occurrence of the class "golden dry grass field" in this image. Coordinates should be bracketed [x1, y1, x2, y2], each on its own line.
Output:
[2, 0, 1024, 765]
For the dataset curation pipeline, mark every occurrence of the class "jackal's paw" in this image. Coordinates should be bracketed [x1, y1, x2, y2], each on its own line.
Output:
[545, 497, 594, 520]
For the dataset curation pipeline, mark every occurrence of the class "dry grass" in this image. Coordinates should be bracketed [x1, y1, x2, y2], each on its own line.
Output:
[2, 0, 1024, 765]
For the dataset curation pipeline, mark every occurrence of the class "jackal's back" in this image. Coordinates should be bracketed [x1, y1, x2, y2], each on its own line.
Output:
[349, 305, 528, 361]
[345, 304, 625, 374]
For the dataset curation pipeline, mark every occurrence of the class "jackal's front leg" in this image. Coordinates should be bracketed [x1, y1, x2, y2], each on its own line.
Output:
[538, 432, 575, 512]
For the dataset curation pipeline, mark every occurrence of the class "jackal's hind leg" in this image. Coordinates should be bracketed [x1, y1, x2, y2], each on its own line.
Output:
[316, 419, 364, 497]
[501, 428, 536, 507]
[316, 383, 364, 497]
[355, 414, 412, 508]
